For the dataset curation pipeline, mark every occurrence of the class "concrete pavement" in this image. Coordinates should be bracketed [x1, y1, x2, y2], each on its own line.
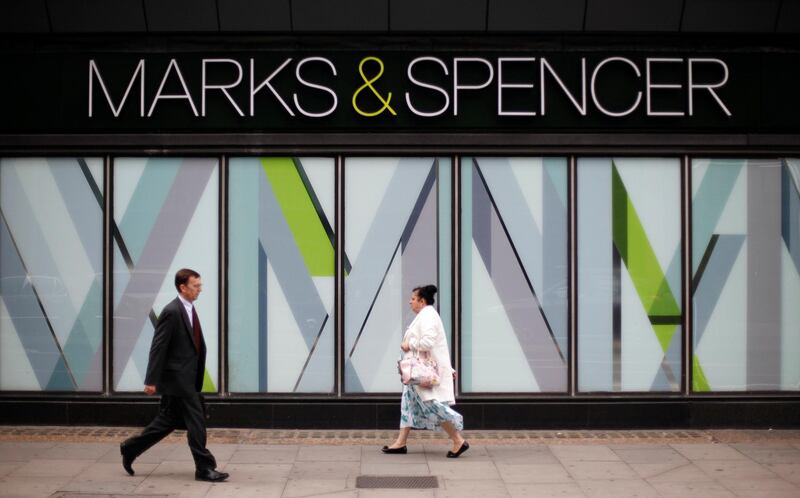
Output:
[1, 428, 799, 497]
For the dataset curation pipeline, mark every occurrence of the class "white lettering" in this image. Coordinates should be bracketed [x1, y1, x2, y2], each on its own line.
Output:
[293, 57, 338, 118]
[147, 59, 199, 117]
[688, 58, 731, 117]
[250, 58, 294, 117]
[540, 57, 587, 116]
[405, 57, 450, 117]
[88, 59, 145, 117]
[453, 58, 494, 116]
[591, 57, 642, 117]
[646, 58, 684, 116]
[497, 58, 536, 117]
[201, 59, 244, 117]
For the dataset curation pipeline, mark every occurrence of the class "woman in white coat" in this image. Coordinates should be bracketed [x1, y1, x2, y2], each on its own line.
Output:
[382, 285, 469, 458]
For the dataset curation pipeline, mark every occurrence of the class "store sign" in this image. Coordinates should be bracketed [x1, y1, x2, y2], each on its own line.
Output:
[87, 55, 732, 121]
[2, 48, 797, 133]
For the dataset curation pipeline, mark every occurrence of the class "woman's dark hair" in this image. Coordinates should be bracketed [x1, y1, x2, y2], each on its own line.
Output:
[412, 284, 437, 306]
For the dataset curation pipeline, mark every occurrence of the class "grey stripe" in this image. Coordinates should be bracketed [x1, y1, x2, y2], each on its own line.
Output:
[746, 160, 782, 389]
[259, 166, 328, 350]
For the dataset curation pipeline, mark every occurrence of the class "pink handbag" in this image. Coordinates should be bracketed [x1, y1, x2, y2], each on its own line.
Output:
[398, 351, 440, 388]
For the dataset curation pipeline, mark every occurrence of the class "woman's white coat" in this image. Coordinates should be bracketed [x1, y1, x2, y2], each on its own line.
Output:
[403, 305, 456, 405]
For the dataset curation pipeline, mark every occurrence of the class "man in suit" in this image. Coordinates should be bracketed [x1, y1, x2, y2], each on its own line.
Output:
[120, 268, 229, 482]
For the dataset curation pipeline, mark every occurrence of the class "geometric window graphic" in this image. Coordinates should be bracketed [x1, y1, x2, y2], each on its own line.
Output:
[692, 158, 800, 391]
[460, 157, 568, 392]
[112, 158, 219, 393]
[0, 158, 104, 391]
[228, 157, 335, 393]
[578, 158, 682, 392]
[344, 157, 451, 393]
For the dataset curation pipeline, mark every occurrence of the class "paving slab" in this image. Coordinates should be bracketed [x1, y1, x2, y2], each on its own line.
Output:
[632, 462, 710, 482]
[551, 445, 621, 462]
[764, 462, 800, 484]
[297, 444, 362, 462]
[495, 462, 574, 483]
[577, 478, 660, 498]
[505, 481, 585, 497]
[694, 458, 778, 480]
[282, 477, 351, 497]
[0, 475, 71, 497]
[563, 461, 638, 480]
[671, 443, 749, 461]
[438, 478, 509, 497]
[650, 480, 736, 498]
[719, 477, 800, 498]
[486, 445, 559, 464]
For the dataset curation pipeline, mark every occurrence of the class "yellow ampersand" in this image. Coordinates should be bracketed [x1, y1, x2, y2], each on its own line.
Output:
[352, 57, 397, 117]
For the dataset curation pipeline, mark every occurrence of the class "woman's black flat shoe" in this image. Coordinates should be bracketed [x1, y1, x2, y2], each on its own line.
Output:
[446, 441, 470, 458]
[381, 445, 408, 454]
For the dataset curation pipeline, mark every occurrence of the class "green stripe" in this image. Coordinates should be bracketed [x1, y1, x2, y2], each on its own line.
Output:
[612, 163, 681, 352]
[692, 355, 711, 392]
[262, 158, 334, 276]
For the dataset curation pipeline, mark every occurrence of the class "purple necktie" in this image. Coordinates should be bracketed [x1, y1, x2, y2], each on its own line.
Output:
[191, 306, 202, 352]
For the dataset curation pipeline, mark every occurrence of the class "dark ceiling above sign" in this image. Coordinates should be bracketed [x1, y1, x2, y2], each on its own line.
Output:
[0, 0, 797, 34]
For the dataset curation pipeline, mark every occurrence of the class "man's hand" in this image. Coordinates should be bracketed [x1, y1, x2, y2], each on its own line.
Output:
[144, 385, 156, 395]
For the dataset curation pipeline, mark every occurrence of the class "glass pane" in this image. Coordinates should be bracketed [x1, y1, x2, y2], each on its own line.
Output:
[228, 157, 335, 393]
[0, 158, 104, 391]
[344, 157, 451, 393]
[692, 158, 800, 391]
[578, 158, 682, 392]
[112, 158, 219, 392]
[460, 157, 568, 392]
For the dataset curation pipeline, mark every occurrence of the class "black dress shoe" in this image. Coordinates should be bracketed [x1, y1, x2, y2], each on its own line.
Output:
[195, 468, 230, 482]
[381, 445, 408, 454]
[120, 443, 135, 476]
[446, 441, 470, 458]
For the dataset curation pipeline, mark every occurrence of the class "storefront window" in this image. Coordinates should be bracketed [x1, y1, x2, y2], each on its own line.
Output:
[460, 157, 568, 392]
[0, 158, 104, 391]
[344, 157, 451, 393]
[228, 157, 335, 393]
[578, 158, 682, 392]
[112, 158, 219, 392]
[692, 158, 800, 391]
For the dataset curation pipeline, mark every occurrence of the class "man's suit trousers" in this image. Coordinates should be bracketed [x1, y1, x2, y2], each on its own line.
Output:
[121, 393, 216, 471]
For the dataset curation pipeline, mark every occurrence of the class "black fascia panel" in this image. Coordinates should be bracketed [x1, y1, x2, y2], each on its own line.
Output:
[144, 0, 219, 32]
[47, 0, 146, 33]
[682, 0, 781, 32]
[585, 0, 682, 32]
[391, 0, 487, 32]
[777, 0, 800, 33]
[292, 0, 389, 32]
[488, 0, 586, 32]
[0, 0, 50, 33]
[219, 0, 291, 32]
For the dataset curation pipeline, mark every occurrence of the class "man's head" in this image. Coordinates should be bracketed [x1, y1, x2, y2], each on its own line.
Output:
[175, 268, 202, 302]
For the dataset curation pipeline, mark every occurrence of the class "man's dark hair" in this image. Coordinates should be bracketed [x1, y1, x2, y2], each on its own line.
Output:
[412, 284, 438, 306]
[175, 268, 201, 291]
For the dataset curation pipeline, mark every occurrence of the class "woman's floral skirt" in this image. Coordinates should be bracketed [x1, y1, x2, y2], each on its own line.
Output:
[399, 385, 463, 431]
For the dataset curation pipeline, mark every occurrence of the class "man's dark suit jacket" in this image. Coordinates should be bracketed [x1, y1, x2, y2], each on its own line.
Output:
[144, 297, 206, 397]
